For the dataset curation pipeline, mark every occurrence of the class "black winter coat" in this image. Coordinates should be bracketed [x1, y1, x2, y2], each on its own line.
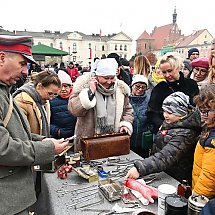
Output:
[134, 109, 201, 184]
[147, 72, 199, 134]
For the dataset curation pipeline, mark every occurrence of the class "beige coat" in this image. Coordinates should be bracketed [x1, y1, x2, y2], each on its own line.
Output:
[14, 92, 50, 135]
[68, 73, 133, 151]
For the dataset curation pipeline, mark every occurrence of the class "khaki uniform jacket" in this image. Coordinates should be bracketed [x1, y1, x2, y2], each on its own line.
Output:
[14, 92, 50, 135]
[68, 73, 133, 151]
[0, 82, 54, 215]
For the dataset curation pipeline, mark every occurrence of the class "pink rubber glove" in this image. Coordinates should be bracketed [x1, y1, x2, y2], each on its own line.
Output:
[124, 178, 158, 203]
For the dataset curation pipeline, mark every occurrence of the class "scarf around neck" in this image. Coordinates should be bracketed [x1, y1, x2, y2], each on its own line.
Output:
[13, 82, 50, 137]
[95, 82, 117, 134]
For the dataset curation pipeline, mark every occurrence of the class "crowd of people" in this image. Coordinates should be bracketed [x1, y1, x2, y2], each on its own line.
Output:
[1, 34, 215, 214]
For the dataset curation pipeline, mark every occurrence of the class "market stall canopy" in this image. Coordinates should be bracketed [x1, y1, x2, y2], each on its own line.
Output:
[32, 44, 68, 56]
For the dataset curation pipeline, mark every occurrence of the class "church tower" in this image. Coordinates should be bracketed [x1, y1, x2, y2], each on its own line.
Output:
[173, 6, 177, 24]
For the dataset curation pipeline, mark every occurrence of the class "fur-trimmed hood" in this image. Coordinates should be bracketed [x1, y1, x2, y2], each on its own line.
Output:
[73, 73, 131, 96]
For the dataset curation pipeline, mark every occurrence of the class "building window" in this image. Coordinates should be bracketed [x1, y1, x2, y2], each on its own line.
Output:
[102, 45, 105, 51]
[38, 42, 41, 45]
[115, 44, 117, 50]
[73, 43, 77, 53]
[50, 43, 53, 47]
[124, 54, 127, 59]
[60, 42, 63, 50]
[73, 56, 76, 62]
[120, 45, 122, 50]
[145, 43, 147, 49]
[89, 43, 91, 49]
[124, 45, 127, 51]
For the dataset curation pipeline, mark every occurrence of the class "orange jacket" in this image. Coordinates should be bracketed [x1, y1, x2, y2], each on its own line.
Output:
[192, 132, 215, 199]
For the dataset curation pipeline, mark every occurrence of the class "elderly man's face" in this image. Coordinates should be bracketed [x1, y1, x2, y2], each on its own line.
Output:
[0, 52, 28, 86]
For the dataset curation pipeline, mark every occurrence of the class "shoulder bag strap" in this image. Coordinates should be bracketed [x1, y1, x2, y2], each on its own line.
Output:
[3, 94, 13, 127]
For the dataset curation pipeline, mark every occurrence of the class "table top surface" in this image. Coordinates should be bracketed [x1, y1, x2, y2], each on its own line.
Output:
[43, 151, 180, 215]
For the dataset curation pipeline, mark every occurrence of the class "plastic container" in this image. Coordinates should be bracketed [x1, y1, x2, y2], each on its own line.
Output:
[187, 195, 209, 215]
[165, 194, 188, 215]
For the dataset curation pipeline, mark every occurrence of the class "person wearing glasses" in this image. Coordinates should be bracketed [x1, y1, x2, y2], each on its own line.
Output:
[13, 71, 62, 210]
[192, 84, 215, 199]
[147, 52, 199, 134]
[50, 70, 77, 139]
[190, 57, 209, 88]
[13, 71, 61, 136]
[129, 74, 150, 158]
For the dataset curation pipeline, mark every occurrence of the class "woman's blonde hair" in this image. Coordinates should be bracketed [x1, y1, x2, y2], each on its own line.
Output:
[160, 52, 183, 70]
[134, 55, 151, 77]
[208, 50, 215, 84]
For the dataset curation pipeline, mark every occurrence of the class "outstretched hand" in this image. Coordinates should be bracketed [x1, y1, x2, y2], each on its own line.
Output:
[125, 167, 140, 180]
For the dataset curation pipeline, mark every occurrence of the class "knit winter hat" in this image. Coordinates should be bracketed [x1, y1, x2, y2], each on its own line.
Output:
[183, 60, 192, 72]
[162, 92, 190, 116]
[58, 70, 72, 86]
[191, 57, 209, 70]
[188, 48, 199, 59]
[95, 58, 118, 76]
[131, 74, 148, 86]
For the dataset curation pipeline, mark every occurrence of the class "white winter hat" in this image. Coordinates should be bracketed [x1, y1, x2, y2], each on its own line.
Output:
[131, 74, 148, 86]
[95, 58, 118, 76]
[58, 70, 72, 86]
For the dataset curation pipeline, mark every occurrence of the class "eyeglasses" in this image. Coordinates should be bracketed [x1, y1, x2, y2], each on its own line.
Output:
[43, 86, 58, 97]
[47, 91, 57, 97]
[134, 84, 147, 90]
[199, 109, 215, 117]
[193, 67, 208, 75]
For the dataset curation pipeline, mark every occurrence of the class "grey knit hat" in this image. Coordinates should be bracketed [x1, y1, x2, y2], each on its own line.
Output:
[162, 92, 190, 116]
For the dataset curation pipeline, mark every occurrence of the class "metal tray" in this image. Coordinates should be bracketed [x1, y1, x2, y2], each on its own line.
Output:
[98, 178, 123, 201]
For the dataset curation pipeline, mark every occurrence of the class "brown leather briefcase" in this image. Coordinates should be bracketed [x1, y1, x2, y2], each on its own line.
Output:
[80, 133, 130, 160]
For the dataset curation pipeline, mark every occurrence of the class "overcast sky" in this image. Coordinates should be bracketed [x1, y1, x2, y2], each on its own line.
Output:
[2, 0, 214, 42]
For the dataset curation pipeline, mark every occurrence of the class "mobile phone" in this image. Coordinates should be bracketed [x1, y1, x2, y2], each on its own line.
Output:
[64, 135, 76, 142]
[91, 71, 96, 77]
